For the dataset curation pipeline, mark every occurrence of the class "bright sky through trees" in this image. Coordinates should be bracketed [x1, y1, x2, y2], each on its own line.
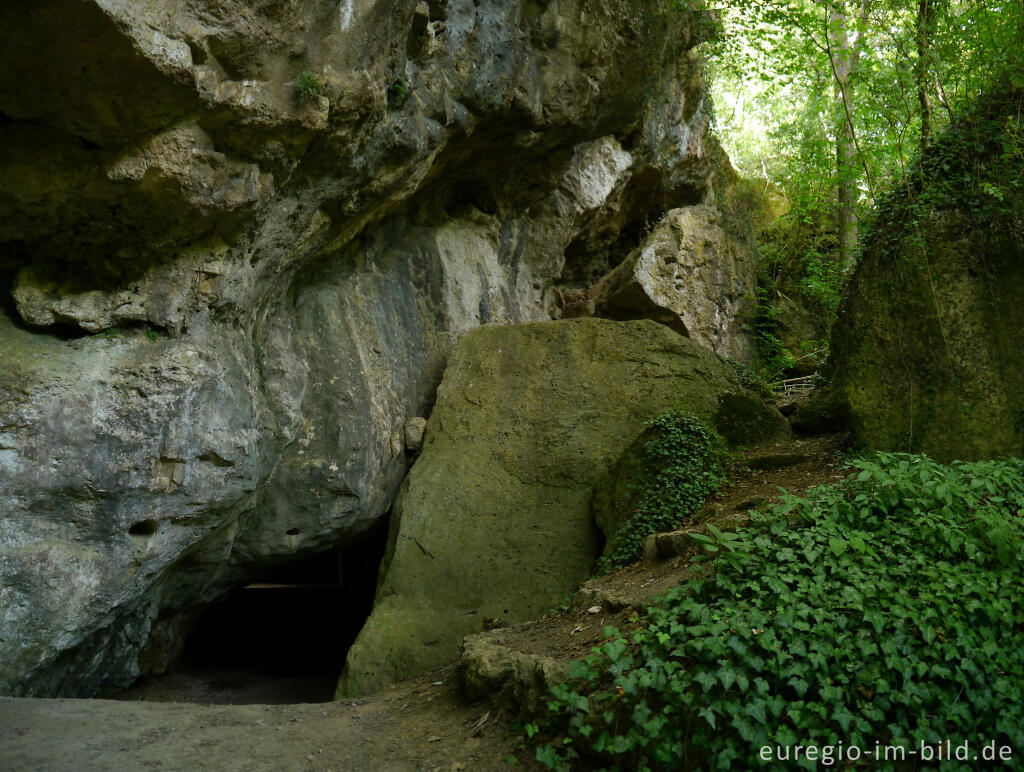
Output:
[704, 0, 1024, 254]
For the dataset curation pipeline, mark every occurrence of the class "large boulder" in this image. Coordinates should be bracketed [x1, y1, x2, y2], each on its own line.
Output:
[0, 0, 737, 696]
[337, 318, 785, 696]
[590, 202, 757, 363]
[818, 86, 1024, 460]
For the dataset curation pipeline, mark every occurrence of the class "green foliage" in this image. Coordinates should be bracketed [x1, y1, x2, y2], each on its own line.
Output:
[747, 213, 840, 381]
[387, 77, 409, 109]
[709, 0, 1024, 226]
[598, 412, 725, 572]
[863, 85, 1024, 259]
[536, 453, 1024, 770]
[755, 297, 792, 382]
[295, 70, 325, 103]
[687, 522, 745, 571]
[757, 212, 843, 315]
[97, 327, 131, 340]
[724, 358, 772, 400]
[708, 0, 1023, 376]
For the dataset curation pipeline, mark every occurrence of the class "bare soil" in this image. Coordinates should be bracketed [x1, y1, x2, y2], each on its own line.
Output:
[0, 434, 847, 772]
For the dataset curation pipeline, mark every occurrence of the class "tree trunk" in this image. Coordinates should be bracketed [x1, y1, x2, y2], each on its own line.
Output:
[916, 0, 934, 153]
[830, 0, 860, 269]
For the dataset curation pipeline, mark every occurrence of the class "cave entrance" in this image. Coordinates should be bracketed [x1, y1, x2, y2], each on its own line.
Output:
[122, 523, 388, 705]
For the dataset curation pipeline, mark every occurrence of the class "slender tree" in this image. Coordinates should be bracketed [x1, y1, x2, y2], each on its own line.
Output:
[914, 0, 936, 152]
[824, 0, 870, 267]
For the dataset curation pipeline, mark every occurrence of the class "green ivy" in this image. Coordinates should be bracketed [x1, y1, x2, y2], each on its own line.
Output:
[862, 85, 1023, 263]
[598, 411, 725, 572]
[536, 452, 1024, 770]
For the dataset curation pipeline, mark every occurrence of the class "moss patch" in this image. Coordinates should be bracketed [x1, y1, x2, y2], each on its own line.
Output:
[713, 391, 790, 447]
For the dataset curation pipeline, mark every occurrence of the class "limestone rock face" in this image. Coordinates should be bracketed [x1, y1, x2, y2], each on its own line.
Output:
[337, 319, 774, 697]
[0, 0, 730, 696]
[590, 203, 757, 363]
[822, 86, 1024, 460]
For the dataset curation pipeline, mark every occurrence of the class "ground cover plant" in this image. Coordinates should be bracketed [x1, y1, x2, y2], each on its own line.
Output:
[534, 452, 1024, 770]
[598, 411, 726, 572]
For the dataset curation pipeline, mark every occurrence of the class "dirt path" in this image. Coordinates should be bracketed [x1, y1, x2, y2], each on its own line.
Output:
[0, 663, 530, 772]
[0, 434, 847, 772]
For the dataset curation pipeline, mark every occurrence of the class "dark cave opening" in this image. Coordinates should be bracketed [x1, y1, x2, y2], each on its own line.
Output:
[121, 522, 389, 705]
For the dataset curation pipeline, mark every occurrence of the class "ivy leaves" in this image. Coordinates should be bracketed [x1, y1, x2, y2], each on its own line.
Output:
[535, 453, 1024, 770]
[598, 411, 726, 572]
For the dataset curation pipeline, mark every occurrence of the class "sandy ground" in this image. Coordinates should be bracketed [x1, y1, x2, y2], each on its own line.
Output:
[0, 662, 532, 772]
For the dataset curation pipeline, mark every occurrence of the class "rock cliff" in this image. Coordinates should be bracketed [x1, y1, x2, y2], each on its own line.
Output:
[0, 0, 752, 696]
[808, 85, 1024, 460]
[590, 202, 757, 361]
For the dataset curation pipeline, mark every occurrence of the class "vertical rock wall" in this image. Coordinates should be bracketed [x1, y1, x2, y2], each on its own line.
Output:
[0, 0, 753, 696]
[809, 86, 1024, 460]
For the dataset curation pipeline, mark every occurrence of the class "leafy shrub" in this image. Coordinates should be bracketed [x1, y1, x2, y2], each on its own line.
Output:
[724, 358, 773, 400]
[744, 285, 796, 386]
[295, 70, 325, 103]
[598, 411, 725, 572]
[537, 453, 1024, 770]
[748, 208, 841, 383]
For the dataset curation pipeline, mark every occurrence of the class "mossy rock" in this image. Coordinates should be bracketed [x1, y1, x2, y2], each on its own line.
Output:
[790, 385, 848, 435]
[713, 391, 790, 447]
[338, 318, 785, 696]
[827, 85, 1024, 461]
[592, 411, 726, 567]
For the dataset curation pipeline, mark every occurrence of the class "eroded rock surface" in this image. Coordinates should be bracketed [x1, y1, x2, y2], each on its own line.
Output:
[590, 203, 757, 362]
[338, 319, 776, 697]
[0, 0, 752, 696]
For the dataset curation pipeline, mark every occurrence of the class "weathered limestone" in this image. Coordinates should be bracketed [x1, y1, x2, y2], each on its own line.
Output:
[337, 319, 779, 697]
[0, 0, 756, 697]
[590, 203, 757, 363]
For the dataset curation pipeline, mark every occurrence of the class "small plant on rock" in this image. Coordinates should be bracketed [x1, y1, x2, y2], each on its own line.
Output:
[295, 70, 325, 103]
[387, 77, 409, 109]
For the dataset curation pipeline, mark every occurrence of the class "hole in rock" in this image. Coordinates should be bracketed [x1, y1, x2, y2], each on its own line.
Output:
[120, 522, 389, 705]
[129, 519, 159, 536]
